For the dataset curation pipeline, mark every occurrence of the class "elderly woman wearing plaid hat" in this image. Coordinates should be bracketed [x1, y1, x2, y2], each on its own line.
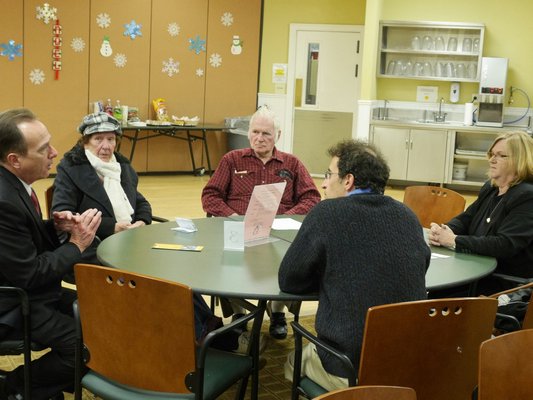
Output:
[52, 112, 152, 240]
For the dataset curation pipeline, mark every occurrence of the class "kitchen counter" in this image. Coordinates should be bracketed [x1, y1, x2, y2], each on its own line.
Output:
[370, 118, 510, 132]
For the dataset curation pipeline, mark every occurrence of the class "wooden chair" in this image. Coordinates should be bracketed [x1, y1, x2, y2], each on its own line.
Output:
[314, 385, 416, 400]
[477, 329, 533, 400]
[291, 298, 497, 400]
[73, 263, 261, 400]
[403, 185, 466, 228]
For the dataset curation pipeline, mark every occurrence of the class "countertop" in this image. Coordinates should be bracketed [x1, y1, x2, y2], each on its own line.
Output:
[370, 118, 511, 132]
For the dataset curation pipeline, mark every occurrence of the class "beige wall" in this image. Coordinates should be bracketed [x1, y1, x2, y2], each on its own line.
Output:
[260, 0, 533, 108]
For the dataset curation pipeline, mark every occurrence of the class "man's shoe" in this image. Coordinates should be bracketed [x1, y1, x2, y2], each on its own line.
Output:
[234, 331, 267, 355]
[269, 312, 288, 340]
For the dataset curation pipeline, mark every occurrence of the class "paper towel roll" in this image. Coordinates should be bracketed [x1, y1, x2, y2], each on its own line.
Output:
[464, 103, 474, 126]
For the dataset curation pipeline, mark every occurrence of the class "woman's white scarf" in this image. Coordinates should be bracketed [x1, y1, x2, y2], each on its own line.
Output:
[85, 149, 134, 223]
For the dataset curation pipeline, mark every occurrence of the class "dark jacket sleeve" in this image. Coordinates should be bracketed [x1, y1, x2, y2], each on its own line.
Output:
[447, 181, 491, 235]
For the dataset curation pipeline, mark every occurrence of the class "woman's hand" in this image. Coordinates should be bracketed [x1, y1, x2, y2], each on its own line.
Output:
[428, 222, 457, 249]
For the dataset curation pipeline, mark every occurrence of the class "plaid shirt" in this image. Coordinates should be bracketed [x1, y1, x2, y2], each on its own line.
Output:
[202, 148, 321, 216]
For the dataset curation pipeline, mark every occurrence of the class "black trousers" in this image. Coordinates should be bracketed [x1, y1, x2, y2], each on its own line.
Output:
[6, 288, 77, 400]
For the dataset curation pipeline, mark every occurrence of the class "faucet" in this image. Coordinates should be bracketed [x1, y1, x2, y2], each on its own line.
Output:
[434, 97, 447, 122]
[379, 99, 389, 120]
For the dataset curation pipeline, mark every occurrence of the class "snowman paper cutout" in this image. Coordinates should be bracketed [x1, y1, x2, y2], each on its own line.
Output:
[230, 35, 242, 55]
[100, 36, 113, 57]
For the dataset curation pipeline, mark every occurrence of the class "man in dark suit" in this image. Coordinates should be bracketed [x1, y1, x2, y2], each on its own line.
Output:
[0, 108, 102, 399]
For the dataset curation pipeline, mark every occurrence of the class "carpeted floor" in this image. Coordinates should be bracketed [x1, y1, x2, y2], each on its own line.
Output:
[0, 315, 316, 400]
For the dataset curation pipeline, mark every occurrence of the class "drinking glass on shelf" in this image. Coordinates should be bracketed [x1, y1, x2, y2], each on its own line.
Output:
[462, 38, 472, 52]
[447, 37, 458, 51]
[423, 61, 433, 76]
[393, 60, 404, 76]
[422, 35, 434, 50]
[434, 36, 445, 51]
[434, 62, 443, 77]
[404, 60, 413, 76]
[414, 62, 424, 76]
[473, 38, 480, 53]
[456, 63, 465, 78]
[411, 35, 421, 50]
[467, 63, 477, 79]
[446, 62, 455, 77]
[386, 60, 396, 75]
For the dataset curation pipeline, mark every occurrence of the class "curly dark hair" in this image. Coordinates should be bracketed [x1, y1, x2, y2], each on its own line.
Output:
[327, 139, 390, 194]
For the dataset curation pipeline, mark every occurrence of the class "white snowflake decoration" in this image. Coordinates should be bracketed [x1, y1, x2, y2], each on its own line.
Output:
[96, 13, 111, 29]
[162, 58, 179, 77]
[29, 69, 45, 85]
[195, 68, 204, 77]
[113, 53, 127, 68]
[167, 22, 180, 37]
[220, 12, 234, 27]
[209, 53, 222, 68]
[36, 3, 57, 25]
[70, 37, 85, 53]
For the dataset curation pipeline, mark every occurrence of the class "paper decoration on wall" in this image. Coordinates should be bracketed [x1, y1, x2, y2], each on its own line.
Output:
[36, 3, 57, 24]
[162, 58, 179, 77]
[124, 20, 142, 40]
[167, 22, 180, 37]
[196, 68, 204, 77]
[209, 53, 222, 68]
[96, 13, 111, 29]
[52, 20, 62, 80]
[0, 40, 23, 61]
[231, 35, 243, 55]
[113, 53, 127, 68]
[29, 69, 45, 85]
[71, 37, 85, 52]
[188, 35, 206, 55]
[100, 36, 112, 57]
[220, 12, 234, 27]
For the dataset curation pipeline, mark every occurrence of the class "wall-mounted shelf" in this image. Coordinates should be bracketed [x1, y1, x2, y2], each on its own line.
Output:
[378, 20, 485, 82]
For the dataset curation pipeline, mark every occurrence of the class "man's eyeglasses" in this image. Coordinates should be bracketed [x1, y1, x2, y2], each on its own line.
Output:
[324, 171, 340, 179]
[487, 152, 509, 161]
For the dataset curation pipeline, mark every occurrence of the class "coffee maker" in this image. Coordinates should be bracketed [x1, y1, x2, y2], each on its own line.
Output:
[476, 57, 508, 128]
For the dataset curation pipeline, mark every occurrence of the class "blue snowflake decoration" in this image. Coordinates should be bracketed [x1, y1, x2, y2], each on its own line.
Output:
[188, 35, 206, 55]
[1, 40, 23, 61]
[123, 20, 142, 40]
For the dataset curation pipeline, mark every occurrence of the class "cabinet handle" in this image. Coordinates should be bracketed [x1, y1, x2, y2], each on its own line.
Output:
[405, 138, 409, 149]
[356, 40, 360, 54]
[410, 139, 413, 149]
[355, 64, 358, 77]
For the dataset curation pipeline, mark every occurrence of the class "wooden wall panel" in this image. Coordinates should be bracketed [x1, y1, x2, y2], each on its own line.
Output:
[203, 0, 262, 164]
[0, 0, 23, 110]
[23, 0, 90, 170]
[88, 0, 152, 172]
[147, 0, 208, 172]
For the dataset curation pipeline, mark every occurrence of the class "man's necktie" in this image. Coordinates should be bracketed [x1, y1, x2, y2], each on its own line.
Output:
[30, 189, 42, 217]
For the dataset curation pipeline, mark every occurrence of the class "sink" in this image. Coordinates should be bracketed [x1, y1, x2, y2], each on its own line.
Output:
[414, 120, 451, 125]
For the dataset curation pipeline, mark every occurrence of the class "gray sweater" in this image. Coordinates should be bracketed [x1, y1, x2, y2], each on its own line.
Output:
[279, 194, 430, 377]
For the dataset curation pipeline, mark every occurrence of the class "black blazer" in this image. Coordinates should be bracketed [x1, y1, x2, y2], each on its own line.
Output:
[0, 167, 82, 318]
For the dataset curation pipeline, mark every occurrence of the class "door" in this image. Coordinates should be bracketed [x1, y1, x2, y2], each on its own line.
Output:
[284, 24, 363, 175]
[372, 126, 409, 180]
[407, 129, 448, 183]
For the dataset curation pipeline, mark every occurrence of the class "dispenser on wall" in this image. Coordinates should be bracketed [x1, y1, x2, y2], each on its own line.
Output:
[476, 57, 508, 128]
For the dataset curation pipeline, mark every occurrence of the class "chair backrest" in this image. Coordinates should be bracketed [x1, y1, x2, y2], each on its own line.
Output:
[314, 385, 417, 400]
[478, 329, 533, 400]
[74, 263, 197, 393]
[45, 185, 54, 219]
[358, 297, 497, 400]
[403, 186, 466, 228]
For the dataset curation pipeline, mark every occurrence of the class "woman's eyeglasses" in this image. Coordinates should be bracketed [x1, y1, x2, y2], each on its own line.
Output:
[324, 171, 339, 179]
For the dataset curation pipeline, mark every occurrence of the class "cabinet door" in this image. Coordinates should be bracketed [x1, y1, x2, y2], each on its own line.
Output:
[372, 126, 409, 180]
[407, 129, 447, 183]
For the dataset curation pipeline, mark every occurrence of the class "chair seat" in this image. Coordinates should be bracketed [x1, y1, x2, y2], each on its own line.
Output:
[82, 348, 253, 400]
[299, 377, 327, 399]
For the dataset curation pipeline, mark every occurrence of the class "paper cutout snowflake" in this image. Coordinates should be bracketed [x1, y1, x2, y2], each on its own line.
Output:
[196, 68, 204, 77]
[124, 20, 142, 40]
[113, 53, 127, 68]
[221, 12, 234, 27]
[96, 13, 111, 29]
[209, 53, 222, 68]
[0, 40, 23, 61]
[29, 69, 45, 85]
[36, 3, 57, 24]
[167, 22, 180, 37]
[162, 58, 179, 77]
[188, 35, 206, 55]
[70, 37, 85, 53]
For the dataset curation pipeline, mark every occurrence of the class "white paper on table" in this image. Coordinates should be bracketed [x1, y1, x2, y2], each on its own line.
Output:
[272, 218, 302, 230]
[431, 253, 450, 259]
[243, 181, 286, 244]
[171, 217, 198, 233]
